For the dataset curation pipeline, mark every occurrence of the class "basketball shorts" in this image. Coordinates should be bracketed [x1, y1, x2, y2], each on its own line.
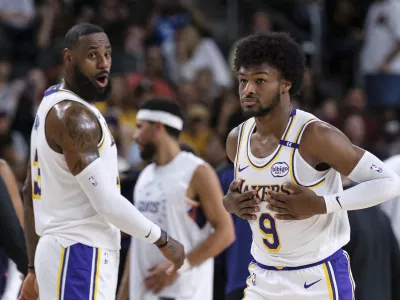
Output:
[243, 249, 355, 300]
[35, 235, 119, 300]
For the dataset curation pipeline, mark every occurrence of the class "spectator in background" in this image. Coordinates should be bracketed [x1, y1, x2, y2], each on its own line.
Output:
[125, 44, 175, 99]
[0, 57, 26, 121]
[180, 103, 213, 156]
[0, 0, 35, 61]
[360, 0, 400, 109]
[176, 25, 233, 92]
[228, 10, 273, 71]
[0, 111, 28, 181]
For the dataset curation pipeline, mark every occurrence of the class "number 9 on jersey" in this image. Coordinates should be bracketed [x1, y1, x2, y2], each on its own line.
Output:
[259, 213, 281, 252]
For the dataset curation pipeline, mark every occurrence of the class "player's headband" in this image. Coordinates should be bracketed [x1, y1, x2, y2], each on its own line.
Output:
[136, 109, 183, 131]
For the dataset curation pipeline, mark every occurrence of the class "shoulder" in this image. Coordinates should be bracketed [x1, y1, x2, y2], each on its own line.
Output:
[301, 120, 345, 150]
[47, 101, 101, 151]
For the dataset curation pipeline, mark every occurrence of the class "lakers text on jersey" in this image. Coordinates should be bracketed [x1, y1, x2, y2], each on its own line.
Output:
[235, 109, 355, 299]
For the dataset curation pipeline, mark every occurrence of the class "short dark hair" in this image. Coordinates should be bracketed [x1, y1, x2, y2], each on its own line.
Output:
[234, 32, 305, 96]
[139, 97, 185, 139]
[64, 23, 105, 49]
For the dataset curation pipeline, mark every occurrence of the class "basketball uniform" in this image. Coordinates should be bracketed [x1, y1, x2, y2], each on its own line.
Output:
[30, 84, 121, 300]
[129, 151, 214, 300]
[235, 109, 355, 299]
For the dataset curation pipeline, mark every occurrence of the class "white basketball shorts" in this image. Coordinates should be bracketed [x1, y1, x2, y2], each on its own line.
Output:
[243, 249, 355, 300]
[35, 235, 119, 300]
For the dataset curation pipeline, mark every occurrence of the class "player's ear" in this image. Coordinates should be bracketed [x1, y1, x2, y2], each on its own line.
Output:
[63, 48, 73, 65]
[281, 80, 291, 94]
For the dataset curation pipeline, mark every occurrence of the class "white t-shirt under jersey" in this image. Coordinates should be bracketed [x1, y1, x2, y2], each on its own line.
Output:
[234, 108, 350, 267]
[30, 83, 121, 250]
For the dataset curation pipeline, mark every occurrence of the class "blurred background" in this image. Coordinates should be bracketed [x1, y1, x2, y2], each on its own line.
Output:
[1, 0, 400, 299]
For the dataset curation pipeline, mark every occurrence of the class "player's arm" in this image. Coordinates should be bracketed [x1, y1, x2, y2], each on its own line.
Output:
[226, 126, 240, 163]
[183, 164, 235, 270]
[22, 156, 39, 274]
[305, 122, 400, 212]
[223, 126, 260, 219]
[268, 121, 400, 218]
[116, 251, 130, 300]
[47, 101, 177, 251]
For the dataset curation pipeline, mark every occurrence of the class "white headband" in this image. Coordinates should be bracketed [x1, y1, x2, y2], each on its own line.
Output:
[136, 109, 183, 130]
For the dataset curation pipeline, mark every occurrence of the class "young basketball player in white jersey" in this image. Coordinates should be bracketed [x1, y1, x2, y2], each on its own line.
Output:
[19, 24, 185, 300]
[223, 32, 400, 299]
[116, 98, 235, 300]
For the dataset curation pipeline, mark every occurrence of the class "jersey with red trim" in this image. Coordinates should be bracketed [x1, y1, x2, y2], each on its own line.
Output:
[234, 108, 350, 267]
[30, 83, 121, 250]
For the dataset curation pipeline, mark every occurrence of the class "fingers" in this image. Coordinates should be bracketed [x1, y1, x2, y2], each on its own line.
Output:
[267, 204, 288, 214]
[239, 197, 260, 209]
[267, 189, 290, 202]
[240, 213, 257, 221]
[283, 182, 301, 194]
[166, 264, 176, 275]
[275, 214, 296, 221]
[228, 179, 242, 192]
[239, 190, 258, 202]
[265, 197, 287, 210]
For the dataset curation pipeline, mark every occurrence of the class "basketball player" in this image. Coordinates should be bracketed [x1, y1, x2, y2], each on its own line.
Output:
[117, 98, 235, 300]
[18, 24, 185, 300]
[223, 32, 400, 299]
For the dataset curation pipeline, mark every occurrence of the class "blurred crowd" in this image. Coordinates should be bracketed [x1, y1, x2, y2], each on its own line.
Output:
[1, 0, 400, 299]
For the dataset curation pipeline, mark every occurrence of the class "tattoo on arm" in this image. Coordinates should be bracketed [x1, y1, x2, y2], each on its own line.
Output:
[51, 102, 102, 175]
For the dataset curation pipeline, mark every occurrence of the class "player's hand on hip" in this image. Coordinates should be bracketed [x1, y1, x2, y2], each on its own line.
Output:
[18, 273, 39, 300]
[223, 179, 261, 221]
[158, 235, 185, 275]
[266, 182, 326, 220]
[144, 261, 179, 294]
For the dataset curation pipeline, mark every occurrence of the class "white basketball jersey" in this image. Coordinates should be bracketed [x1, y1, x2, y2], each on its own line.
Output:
[30, 83, 121, 250]
[235, 109, 350, 267]
[130, 151, 214, 300]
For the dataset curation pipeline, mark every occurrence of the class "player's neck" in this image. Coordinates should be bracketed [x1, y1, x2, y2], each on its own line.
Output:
[254, 103, 292, 139]
[62, 77, 95, 104]
[154, 139, 181, 166]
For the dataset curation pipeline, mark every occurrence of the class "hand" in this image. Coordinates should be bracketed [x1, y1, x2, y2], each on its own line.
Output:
[157, 234, 185, 275]
[18, 272, 39, 300]
[266, 182, 326, 220]
[144, 261, 179, 294]
[223, 179, 261, 221]
[378, 62, 389, 73]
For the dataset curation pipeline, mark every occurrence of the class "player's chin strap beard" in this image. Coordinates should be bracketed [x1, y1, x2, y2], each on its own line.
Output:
[256, 91, 281, 117]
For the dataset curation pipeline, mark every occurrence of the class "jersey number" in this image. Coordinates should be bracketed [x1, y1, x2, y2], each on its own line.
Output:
[259, 213, 281, 252]
[32, 148, 42, 200]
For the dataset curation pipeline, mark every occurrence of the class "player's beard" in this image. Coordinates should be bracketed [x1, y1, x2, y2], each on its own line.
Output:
[72, 64, 112, 102]
[241, 90, 281, 118]
[139, 141, 157, 162]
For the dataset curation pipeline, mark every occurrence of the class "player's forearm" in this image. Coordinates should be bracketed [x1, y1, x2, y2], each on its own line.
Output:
[75, 158, 162, 243]
[186, 223, 235, 268]
[22, 187, 39, 270]
[324, 151, 400, 213]
[116, 251, 130, 300]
